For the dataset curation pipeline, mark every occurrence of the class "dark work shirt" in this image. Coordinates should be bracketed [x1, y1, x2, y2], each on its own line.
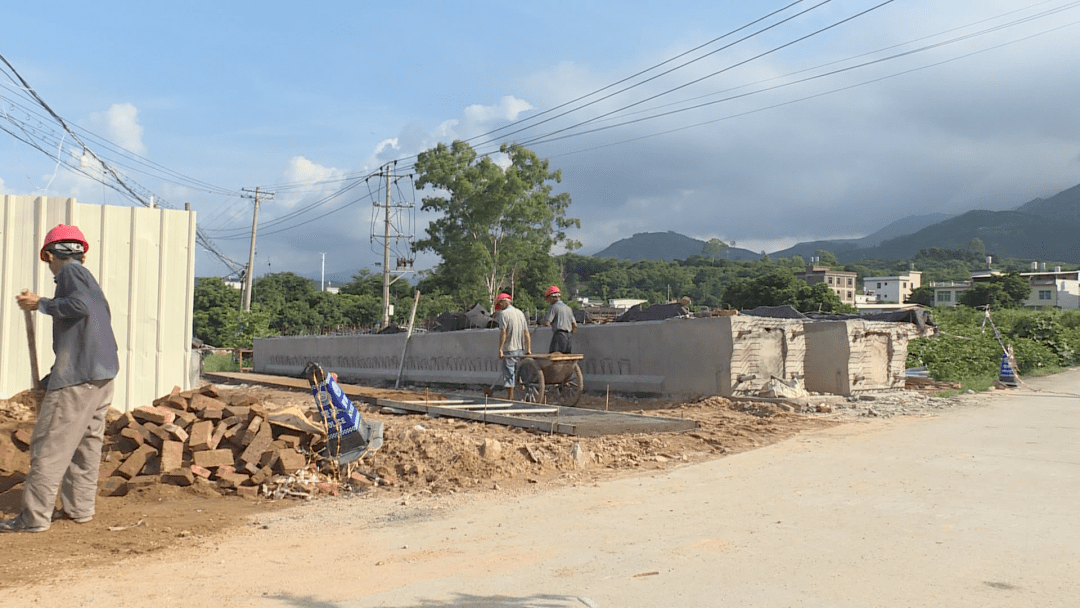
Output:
[37, 261, 119, 389]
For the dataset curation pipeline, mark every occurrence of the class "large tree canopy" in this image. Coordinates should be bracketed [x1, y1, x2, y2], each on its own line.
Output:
[413, 141, 579, 309]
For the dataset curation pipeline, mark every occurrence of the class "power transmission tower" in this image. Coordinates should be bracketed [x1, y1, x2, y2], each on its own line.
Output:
[240, 187, 275, 312]
[371, 163, 414, 329]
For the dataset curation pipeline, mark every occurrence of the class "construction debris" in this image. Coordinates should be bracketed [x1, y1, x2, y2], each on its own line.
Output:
[98, 384, 362, 501]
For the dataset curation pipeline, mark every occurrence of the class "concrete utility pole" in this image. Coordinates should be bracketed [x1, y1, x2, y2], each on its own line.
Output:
[320, 252, 326, 292]
[382, 167, 392, 328]
[371, 163, 415, 330]
[240, 187, 275, 312]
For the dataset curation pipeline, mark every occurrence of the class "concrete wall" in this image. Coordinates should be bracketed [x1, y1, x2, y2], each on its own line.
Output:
[0, 196, 196, 411]
[256, 315, 818, 399]
[804, 320, 913, 394]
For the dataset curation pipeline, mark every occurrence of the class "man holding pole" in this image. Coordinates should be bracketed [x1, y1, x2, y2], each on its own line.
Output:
[2, 225, 118, 533]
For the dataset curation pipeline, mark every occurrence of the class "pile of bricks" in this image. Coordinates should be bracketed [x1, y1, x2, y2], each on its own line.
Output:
[101, 385, 323, 499]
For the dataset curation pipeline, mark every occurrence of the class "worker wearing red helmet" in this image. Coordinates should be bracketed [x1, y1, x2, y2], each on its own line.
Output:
[493, 292, 530, 400]
[3, 225, 118, 533]
[539, 285, 577, 354]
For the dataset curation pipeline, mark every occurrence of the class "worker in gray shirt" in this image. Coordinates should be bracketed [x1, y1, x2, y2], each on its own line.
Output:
[493, 292, 531, 400]
[539, 285, 577, 354]
[3, 225, 118, 533]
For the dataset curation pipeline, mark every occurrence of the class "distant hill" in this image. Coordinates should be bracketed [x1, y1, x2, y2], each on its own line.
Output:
[770, 213, 954, 259]
[592, 231, 762, 261]
[1014, 183, 1080, 223]
[841, 209, 1080, 263]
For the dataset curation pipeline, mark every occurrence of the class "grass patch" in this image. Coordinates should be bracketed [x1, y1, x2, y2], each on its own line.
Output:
[202, 353, 239, 373]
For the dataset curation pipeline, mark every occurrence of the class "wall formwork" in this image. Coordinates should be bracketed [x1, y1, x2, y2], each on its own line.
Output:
[258, 315, 878, 398]
[0, 195, 196, 411]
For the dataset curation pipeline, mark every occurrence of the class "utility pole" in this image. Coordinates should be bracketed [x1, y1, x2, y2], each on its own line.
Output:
[371, 162, 415, 330]
[240, 187, 275, 312]
[320, 253, 326, 292]
[382, 168, 391, 328]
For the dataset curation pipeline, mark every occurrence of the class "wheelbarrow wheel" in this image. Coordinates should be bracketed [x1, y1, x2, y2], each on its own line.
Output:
[516, 357, 545, 403]
[555, 362, 584, 407]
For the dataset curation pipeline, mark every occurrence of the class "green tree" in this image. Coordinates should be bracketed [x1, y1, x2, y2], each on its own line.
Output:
[702, 238, 729, 261]
[722, 268, 805, 309]
[959, 273, 1031, 309]
[414, 140, 580, 308]
[906, 285, 935, 306]
[967, 237, 986, 258]
[814, 249, 839, 268]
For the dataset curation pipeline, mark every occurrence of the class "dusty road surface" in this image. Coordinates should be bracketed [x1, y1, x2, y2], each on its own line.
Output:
[3, 371, 1079, 607]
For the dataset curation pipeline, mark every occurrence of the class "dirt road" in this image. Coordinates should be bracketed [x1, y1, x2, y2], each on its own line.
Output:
[4, 372, 1078, 607]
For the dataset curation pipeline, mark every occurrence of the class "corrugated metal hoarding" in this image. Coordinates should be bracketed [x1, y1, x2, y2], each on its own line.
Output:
[0, 195, 196, 411]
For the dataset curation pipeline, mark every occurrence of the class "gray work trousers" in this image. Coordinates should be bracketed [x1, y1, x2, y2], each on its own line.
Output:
[19, 378, 114, 529]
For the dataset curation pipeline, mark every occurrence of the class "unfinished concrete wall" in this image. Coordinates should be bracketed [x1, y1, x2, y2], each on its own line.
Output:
[256, 315, 815, 399]
[0, 195, 196, 411]
[804, 320, 913, 395]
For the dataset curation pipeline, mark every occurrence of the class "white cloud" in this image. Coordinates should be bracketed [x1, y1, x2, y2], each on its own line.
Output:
[88, 103, 147, 156]
[283, 155, 339, 184]
[463, 96, 534, 125]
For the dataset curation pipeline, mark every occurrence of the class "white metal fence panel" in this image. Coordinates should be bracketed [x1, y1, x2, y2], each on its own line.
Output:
[0, 195, 196, 411]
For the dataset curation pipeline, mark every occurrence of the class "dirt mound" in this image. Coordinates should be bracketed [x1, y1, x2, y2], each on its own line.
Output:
[0, 383, 839, 590]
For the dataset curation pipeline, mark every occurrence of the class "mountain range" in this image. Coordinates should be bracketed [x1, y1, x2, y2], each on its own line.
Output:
[591, 182, 1080, 264]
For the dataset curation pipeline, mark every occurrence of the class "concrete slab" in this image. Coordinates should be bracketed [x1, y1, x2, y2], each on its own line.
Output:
[376, 394, 699, 437]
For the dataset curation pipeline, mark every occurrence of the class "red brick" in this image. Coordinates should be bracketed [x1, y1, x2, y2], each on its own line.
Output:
[227, 393, 260, 408]
[239, 423, 273, 465]
[235, 486, 260, 499]
[168, 409, 197, 428]
[276, 434, 301, 449]
[160, 440, 184, 473]
[118, 427, 145, 450]
[315, 482, 341, 496]
[132, 405, 175, 426]
[140, 423, 164, 450]
[202, 407, 225, 421]
[116, 446, 157, 479]
[199, 385, 221, 399]
[189, 464, 212, 479]
[127, 475, 159, 488]
[250, 465, 274, 485]
[190, 393, 228, 414]
[192, 449, 234, 469]
[224, 405, 250, 419]
[214, 464, 237, 478]
[99, 477, 128, 497]
[274, 449, 308, 474]
[108, 412, 136, 435]
[0, 439, 18, 471]
[162, 468, 194, 486]
[188, 420, 214, 451]
[167, 394, 189, 411]
[12, 428, 32, 450]
[161, 423, 188, 443]
[215, 472, 250, 489]
[241, 416, 264, 446]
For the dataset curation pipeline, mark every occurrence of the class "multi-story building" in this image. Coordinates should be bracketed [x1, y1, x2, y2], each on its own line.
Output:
[1020, 267, 1080, 309]
[862, 270, 922, 304]
[796, 265, 857, 306]
[929, 281, 970, 307]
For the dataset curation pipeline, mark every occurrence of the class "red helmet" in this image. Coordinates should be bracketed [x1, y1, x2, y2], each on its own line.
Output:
[545, 285, 561, 298]
[495, 292, 512, 304]
[40, 225, 89, 262]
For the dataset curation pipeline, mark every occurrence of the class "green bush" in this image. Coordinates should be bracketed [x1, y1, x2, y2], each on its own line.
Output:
[202, 353, 239, 373]
[908, 307, 1077, 383]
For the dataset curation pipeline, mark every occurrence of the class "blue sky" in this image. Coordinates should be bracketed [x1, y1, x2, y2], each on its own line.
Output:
[3, 0, 1080, 282]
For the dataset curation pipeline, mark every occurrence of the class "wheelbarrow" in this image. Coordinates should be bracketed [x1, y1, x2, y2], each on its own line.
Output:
[516, 353, 585, 406]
